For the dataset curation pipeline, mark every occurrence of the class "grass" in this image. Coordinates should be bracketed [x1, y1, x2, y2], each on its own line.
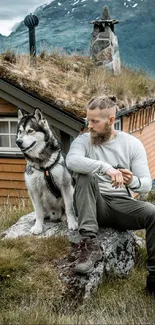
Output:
[0, 198, 32, 232]
[0, 199, 155, 324]
[0, 50, 155, 118]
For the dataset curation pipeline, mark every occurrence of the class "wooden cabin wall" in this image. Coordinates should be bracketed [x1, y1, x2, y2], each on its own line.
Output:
[0, 98, 17, 114]
[0, 158, 28, 204]
[123, 116, 155, 180]
[0, 98, 28, 204]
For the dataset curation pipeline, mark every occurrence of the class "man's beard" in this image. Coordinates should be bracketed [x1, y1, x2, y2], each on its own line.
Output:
[90, 122, 112, 145]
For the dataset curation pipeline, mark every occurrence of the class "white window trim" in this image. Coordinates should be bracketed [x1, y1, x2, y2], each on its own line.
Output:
[114, 118, 121, 130]
[0, 117, 21, 154]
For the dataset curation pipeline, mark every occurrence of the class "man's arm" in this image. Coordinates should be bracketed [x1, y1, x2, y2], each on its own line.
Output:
[122, 140, 152, 194]
[66, 134, 112, 175]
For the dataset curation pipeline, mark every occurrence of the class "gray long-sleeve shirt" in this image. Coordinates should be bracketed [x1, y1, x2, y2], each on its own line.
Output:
[66, 131, 152, 196]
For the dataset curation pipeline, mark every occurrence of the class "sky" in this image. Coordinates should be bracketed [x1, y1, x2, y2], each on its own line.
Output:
[0, 0, 51, 36]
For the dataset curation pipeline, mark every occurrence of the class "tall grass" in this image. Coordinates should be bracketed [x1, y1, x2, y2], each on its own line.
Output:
[0, 199, 155, 324]
[1, 50, 155, 118]
[0, 198, 32, 232]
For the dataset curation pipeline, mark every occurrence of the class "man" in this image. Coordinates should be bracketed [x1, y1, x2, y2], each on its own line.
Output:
[66, 95, 155, 297]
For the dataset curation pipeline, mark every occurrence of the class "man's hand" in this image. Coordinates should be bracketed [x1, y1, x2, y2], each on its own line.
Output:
[119, 168, 133, 185]
[106, 167, 124, 188]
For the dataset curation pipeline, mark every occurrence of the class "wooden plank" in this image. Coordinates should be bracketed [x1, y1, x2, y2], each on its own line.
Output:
[0, 180, 26, 189]
[150, 173, 155, 181]
[139, 133, 155, 143]
[0, 97, 17, 113]
[0, 172, 25, 181]
[144, 138, 155, 146]
[0, 106, 17, 113]
[149, 167, 155, 176]
[0, 101, 16, 106]
[144, 147, 155, 155]
[149, 158, 155, 167]
[148, 163, 155, 172]
[148, 156, 155, 166]
[0, 103, 17, 108]
[143, 143, 155, 152]
[0, 158, 26, 165]
[0, 188, 28, 198]
[0, 164, 25, 173]
[134, 138, 155, 150]
[149, 168, 155, 177]
[146, 151, 155, 160]
[122, 117, 129, 132]
[0, 98, 13, 104]
[143, 125, 155, 134]
[135, 127, 155, 137]
[145, 147, 155, 156]
[130, 124, 155, 138]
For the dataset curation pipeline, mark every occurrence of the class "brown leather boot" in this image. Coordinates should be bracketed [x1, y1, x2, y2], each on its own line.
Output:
[74, 237, 102, 274]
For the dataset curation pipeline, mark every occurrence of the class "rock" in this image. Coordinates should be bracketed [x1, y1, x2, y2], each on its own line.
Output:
[1, 212, 137, 300]
[71, 63, 80, 72]
[1, 212, 69, 239]
[133, 233, 146, 249]
[57, 228, 136, 299]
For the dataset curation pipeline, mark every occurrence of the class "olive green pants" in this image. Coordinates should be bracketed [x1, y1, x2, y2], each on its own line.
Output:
[74, 174, 155, 274]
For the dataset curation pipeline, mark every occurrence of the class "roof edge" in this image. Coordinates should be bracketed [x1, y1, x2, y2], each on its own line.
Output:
[116, 98, 155, 118]
[0, 78, 85, 125]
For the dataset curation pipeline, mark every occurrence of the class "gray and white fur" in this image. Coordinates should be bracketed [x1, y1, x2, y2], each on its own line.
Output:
[16, 108, 77, 234]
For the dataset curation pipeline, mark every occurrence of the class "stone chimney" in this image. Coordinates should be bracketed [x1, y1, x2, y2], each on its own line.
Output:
[90, 5, 121, 75]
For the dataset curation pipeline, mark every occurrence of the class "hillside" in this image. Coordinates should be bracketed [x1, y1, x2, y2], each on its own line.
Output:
[0, 0, 155, 76]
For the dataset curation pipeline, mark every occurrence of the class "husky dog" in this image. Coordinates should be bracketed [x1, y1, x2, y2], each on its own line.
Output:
[16, 108, 78, 234]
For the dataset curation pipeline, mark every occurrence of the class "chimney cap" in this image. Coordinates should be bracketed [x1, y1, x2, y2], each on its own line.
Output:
[90, 5, 119, 25]
[90, 19, 119, 25]
[24, 13, 39, 28]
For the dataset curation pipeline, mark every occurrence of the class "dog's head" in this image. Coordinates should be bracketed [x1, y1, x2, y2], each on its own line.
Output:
[16, 108, 60, 158]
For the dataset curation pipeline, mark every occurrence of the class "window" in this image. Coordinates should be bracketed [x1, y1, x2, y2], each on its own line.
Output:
[0, 118, 20, 153]
[114, 118, 121, 130]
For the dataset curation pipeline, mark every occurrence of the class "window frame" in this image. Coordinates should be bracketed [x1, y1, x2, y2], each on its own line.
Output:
[114, 118, 122, 130]
[0, 117, 20, 154]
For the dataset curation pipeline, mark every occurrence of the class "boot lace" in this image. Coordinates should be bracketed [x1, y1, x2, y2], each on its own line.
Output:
[77, 239, 91, 263]
[77, 238, 98, 263]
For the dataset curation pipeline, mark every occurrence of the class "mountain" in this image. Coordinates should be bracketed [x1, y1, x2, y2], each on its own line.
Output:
[0, 34, 6, 51]
[1, 0, 155, 76]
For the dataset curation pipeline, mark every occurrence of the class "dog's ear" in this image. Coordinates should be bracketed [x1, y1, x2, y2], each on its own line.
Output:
[34, 108, 43, 122]
[18, 109, 27, 123]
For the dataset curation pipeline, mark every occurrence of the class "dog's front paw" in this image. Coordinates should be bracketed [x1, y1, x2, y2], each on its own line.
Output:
[30, 223, 44, 235]
[67, 217, 78, 231]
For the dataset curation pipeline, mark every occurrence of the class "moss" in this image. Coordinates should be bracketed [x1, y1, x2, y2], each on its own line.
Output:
[0, 52, 155, 118]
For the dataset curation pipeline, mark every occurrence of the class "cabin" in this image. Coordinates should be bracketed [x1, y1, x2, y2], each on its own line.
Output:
[0, 53, 155, 203]
[0, 79, 85, 204]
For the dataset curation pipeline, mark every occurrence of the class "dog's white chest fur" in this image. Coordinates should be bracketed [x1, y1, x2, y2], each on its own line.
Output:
[25, 168, 63, 212]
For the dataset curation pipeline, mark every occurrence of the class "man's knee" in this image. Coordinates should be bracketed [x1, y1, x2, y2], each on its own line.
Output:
[143, 202, 155, 226]
[76, 173, 96, 187]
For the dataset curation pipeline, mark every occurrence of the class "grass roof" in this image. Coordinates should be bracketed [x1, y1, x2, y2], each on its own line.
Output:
[0, 50, 155, 118]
